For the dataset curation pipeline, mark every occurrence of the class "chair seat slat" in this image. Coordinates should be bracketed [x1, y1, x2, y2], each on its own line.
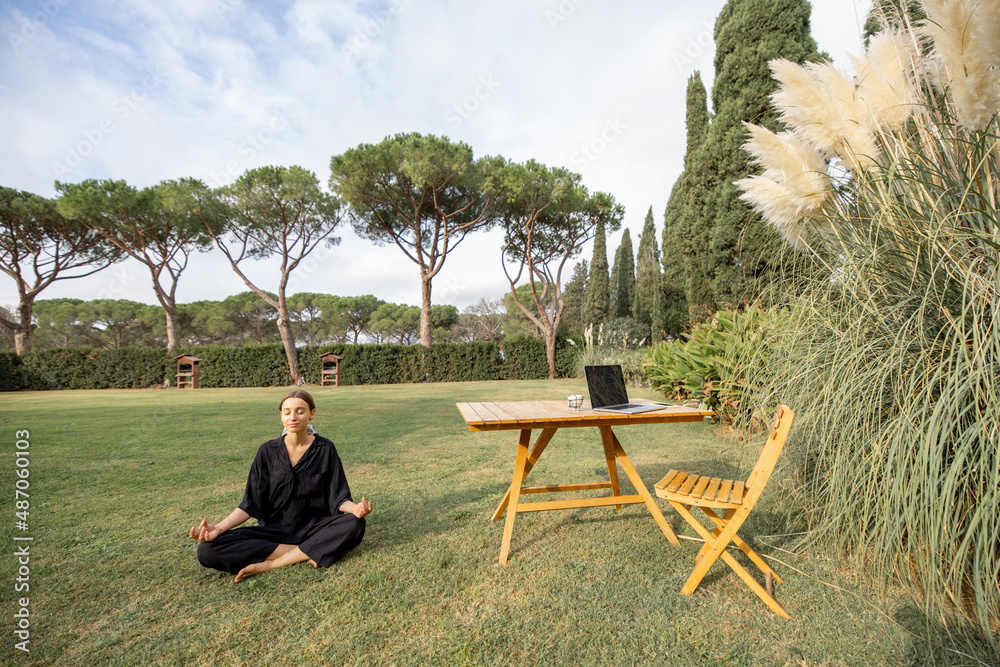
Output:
[732, 481, 745, 504]
[667, 472, 691, 493]
[691, 475, 711, 499]
[678, 473, 700, 495]
[655, 469, 680, 491]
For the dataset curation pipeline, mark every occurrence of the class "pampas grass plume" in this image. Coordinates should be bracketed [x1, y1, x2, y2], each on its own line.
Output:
[742, 123, 830, 202]
[921, 0, 1000, 130]
[813, 63, 880, 171]
[851, 31, 917, 131]
[735, 176, 811, 250]
[769, 59, 879, 171]
[737, 123, 832, 250]
[769, 59, 829, 141]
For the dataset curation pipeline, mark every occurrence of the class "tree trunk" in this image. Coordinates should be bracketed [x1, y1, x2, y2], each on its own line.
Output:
[419, 274, 433, 348]
[13, 326, 31, 355]
[545, 327, 558, 380]
[13, 300, 35, 355]
[276, 299, 302, 385]
[163, 299, 179, 353]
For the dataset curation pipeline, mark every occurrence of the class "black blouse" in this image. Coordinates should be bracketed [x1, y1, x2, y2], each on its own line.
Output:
[238, 435, 353, 539]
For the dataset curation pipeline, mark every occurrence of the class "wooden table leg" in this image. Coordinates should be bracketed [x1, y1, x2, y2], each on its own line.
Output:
[492, 427, 556, 521]
[610, 430, 679, 546]
[599, 426, 623, 510]
[499, 428, 532, 565]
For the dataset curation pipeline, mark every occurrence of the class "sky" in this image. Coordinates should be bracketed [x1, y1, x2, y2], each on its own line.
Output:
[1, 0, 873, 313]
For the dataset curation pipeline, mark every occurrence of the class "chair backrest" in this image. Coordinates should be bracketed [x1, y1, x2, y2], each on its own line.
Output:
[741, 405, 794, 509]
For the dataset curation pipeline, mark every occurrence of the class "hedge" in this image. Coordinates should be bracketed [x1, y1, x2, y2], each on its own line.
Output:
[20, 346, 169, 390]
[2, 339, 579, 391]
[502, 336, 580, 380]
[0, 350, 25, 391]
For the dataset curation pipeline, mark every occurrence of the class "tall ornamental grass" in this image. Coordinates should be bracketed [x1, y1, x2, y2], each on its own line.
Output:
[735, 0, 1000, 637]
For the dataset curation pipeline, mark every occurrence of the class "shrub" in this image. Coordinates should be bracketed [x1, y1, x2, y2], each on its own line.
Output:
[0, 350, 25, 391]
[501, 337, 548, 380]
[573, 346, 649, 388]
[555, 336, 581, 378]
[592, 317, 648, 349]
[645, 307, 782, 419]
[575, 321, 649, 387]
[169, 344, 291, 388]
[425, 342, 505, 382]
[11, 339, 572, 390]
[95, 347, 171, 388]
[21, 346, 103, 390]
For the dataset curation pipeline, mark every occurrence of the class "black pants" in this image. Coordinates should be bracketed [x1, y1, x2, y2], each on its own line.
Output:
[197, 514, 366, 575]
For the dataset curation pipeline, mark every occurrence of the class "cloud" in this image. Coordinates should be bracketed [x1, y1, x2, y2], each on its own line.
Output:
[0, 0, 870, 312]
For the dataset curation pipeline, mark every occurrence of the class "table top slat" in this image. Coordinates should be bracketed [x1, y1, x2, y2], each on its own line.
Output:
[519, 400, 571, 422]
[488, 401, 537, 422]
[477, 402, 521, 425]
[456, 402, 486, 426]
[457, 399, 712, 431]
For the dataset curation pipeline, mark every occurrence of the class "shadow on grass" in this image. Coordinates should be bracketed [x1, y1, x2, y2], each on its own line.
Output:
[357, 485, 498, 549]
[895, 606, 1000, 666]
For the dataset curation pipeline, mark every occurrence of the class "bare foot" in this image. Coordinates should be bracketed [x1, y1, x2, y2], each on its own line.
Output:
[234, 560, 273, 583]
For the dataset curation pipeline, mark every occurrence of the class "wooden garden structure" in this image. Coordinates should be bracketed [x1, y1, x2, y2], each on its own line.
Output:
[320, 353, 342, 387]
[173, 354, 202, 389]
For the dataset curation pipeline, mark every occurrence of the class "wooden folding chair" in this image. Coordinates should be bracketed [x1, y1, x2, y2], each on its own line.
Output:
[654, 405, 795, 618]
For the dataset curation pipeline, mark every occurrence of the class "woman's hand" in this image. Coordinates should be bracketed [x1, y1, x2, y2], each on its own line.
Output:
[341, 498, 372, 519]
[189, 508, 250, 543]
[189, 519, 223, 542]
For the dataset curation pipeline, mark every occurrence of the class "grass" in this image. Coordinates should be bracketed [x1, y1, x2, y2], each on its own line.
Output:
[0, 380, 987, 666]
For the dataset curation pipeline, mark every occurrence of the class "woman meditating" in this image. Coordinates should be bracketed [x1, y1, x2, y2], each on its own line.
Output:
[190, 390, 371, 582]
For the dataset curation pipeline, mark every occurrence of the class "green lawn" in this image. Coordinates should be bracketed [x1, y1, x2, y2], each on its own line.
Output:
[0, 380, 972, 665]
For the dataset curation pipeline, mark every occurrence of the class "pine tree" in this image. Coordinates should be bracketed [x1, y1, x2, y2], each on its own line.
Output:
[560, 259, 588, 333]
[699, 0, 823, 306]
[679, 72, 714, 315]
[609, 229, 634, 319]
[582, 222, 610, 326]
[660, 178, 689, 335]
[632, 206, 660, 329]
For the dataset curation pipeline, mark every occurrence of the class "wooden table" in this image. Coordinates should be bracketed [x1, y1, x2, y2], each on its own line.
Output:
[457, 399, 714, 564]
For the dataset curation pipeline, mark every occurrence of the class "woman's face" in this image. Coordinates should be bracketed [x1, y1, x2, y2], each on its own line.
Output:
[280, 397, 315, 435]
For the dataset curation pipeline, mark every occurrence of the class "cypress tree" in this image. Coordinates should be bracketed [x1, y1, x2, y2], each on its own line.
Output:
[608, 235, 620, 317]
[632, 206, 660, 329]
[582, 222, 610, 326]
[699, 0, 823, 306]
[609, 229, 634, 319]
[864, 0, 926, 46]
[561, 259, 588, 333]
[661, 178, 689, 335]
[679, 72, 714, 315]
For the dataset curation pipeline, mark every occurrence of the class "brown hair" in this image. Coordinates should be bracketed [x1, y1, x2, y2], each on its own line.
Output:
[279, 390, 316, 412]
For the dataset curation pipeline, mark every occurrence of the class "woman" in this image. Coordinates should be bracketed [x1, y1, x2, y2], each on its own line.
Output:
[190, 390, 372, 582]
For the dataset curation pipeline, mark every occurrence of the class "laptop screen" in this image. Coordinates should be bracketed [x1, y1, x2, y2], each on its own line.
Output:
[584, 365, 630, 409]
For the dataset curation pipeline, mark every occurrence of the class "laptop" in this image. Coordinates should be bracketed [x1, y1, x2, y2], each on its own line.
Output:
[584, 364, 665, 414]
